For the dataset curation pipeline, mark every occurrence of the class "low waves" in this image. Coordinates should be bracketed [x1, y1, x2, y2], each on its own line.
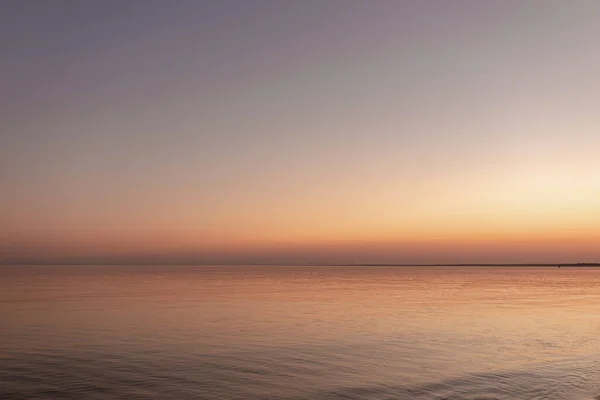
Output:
[2, 266, 600, 399]
[2, 346, 600, 399]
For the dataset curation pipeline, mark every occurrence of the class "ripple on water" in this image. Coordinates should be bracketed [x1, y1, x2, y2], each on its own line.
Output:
[2, 351, 600, 400]
[3, 266, 600, 400]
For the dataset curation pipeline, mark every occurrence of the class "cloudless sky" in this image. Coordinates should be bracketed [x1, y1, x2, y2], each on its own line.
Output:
[2, 0, 600, 264]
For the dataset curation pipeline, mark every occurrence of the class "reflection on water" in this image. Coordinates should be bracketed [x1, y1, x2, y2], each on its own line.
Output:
[1, 266, 600, 399]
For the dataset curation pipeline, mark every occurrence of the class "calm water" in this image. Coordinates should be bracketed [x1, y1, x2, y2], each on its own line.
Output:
[2, 266, 600, 400]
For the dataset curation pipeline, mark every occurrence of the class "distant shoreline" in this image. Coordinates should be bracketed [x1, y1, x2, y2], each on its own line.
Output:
[332, 263, 600, 267]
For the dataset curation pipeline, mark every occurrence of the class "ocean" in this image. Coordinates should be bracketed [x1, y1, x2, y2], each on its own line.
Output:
[1, 265, 600, 399]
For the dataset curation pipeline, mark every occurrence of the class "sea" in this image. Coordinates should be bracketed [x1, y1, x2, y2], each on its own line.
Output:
[1, 265, 600, 400]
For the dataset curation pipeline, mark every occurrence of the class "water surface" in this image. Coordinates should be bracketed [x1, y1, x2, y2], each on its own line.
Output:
[1, 266, 600, 399]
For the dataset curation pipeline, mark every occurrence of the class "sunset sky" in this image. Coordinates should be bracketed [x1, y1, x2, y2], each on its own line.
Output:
[2, 1, 600, 265]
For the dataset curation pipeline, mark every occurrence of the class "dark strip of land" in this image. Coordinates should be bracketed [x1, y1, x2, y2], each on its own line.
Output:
[334, 263, 600, 267]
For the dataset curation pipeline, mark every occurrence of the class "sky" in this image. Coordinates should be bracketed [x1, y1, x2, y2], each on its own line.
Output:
[2, 0, 600, 265]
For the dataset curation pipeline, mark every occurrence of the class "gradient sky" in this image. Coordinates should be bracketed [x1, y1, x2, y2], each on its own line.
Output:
[2, 0, 600, 265]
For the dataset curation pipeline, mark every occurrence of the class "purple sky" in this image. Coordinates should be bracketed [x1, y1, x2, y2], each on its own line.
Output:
[2, 1, 600, 264]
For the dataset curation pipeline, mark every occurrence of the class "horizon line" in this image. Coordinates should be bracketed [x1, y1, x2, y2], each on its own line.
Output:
[1, 262, 599, 267]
